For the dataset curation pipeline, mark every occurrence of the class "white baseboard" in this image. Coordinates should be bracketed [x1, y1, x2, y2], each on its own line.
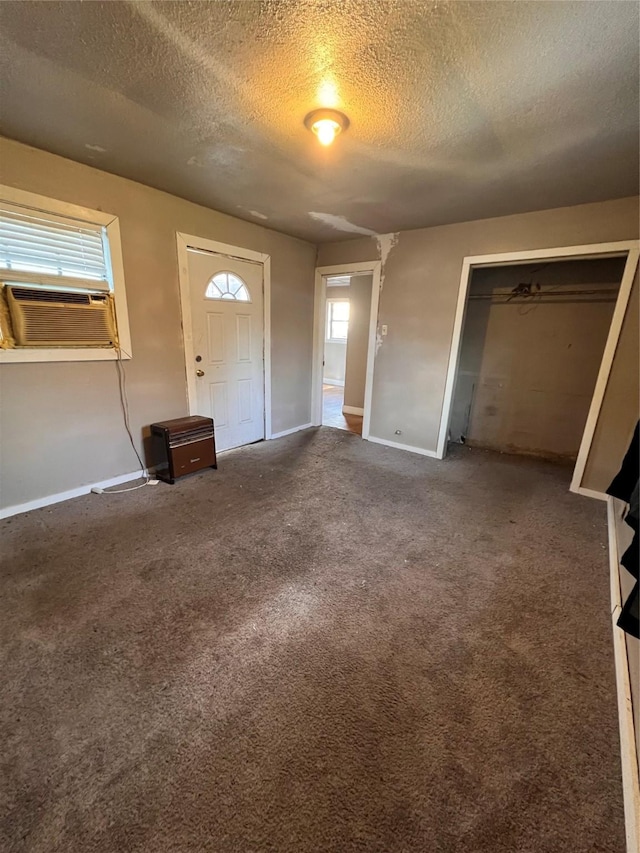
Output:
[342, 405, 364, 416]
[0, 469, 147, 519]
[607, 497, 640, 853]
[367, 435, 439, 458]
[323, 378, 345, 387]
[270, 423, 314, 440]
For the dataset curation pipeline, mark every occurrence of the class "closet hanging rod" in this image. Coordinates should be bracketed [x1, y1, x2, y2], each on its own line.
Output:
[468, 289, 618, 301]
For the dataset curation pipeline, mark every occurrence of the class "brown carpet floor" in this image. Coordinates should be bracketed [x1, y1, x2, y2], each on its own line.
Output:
[0, 429, 624, 853]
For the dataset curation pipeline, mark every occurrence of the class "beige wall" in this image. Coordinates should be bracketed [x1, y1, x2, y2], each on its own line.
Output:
[324, 340, 347, 384]
[451, 258, 623, 460]
[343, 275, 372, 411]
[583, 270, 639, 493]
[0, 138, 316, 511]
[317, 197, 639, 466]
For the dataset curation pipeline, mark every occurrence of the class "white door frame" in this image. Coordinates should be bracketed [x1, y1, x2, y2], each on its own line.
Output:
[176, 232, 272, 440]
[436, 240, 640, 498]
[312, 261, 382, 440]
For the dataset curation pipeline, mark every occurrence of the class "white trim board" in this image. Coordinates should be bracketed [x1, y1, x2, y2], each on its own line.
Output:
[570, 247, 639, 494]
[323, 378, 345, 387]
[572, 485, 609, 502]
[0, 184, 133, 364]
[607, 497, 640, 853]
[270, 423, 314, 440]
[176, 233, 273, 441]
[342, 405, 364, 416]
[367, 434, 440, 458]
[312, 262, 381, 442]
[435, 241, 640, 497]
[0, 470, 146, 519]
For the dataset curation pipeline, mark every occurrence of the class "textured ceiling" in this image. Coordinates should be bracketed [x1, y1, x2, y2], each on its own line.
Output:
[0, 0, 638, 243]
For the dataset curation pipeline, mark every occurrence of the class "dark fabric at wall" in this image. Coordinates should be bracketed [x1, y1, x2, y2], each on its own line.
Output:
[621, 482, 639, 580]
[608, 422, 639, 638]
[617, 585, 639, 638]
[607, 422, 639, 502]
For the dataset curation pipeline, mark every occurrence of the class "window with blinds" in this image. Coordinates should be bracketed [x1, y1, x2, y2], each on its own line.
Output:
[0, 203, 110, 290]
[0, 192, 129, 361]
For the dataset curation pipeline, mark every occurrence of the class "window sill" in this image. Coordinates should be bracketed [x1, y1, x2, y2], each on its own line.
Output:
[0, 347, 131, 364]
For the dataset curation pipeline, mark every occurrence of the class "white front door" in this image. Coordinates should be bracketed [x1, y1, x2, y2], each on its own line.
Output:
[186, 248, 265, 452]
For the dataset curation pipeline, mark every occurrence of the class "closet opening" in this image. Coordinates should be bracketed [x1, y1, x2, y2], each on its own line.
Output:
[447, 255, 627, 478]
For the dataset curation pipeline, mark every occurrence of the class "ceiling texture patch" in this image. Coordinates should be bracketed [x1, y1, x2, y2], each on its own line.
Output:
[0, 0, 637, 242]
[376, 233, 400, 291]
[308, 213, 376, 236]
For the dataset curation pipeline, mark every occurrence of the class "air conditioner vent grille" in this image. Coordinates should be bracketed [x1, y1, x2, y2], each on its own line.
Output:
[5, 285, 117, 347]
[10, 287, 94, 305]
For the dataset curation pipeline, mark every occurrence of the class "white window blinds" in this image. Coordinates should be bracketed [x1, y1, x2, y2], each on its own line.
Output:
[0, 203, 110, 290]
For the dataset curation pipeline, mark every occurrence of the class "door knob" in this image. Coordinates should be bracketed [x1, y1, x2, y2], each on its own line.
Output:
[196, 369, 205, 377]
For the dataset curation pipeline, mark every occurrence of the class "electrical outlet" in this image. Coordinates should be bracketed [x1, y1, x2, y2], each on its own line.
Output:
[381, 324, 388, 336]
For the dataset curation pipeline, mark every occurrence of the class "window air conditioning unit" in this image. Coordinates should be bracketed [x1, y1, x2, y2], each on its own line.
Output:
[3, 285, 118, 348]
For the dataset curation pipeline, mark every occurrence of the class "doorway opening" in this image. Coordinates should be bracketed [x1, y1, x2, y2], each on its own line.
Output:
[312, 262, 381, 439]
[322, 276, 365, 435]
[437, 241, 639, 497]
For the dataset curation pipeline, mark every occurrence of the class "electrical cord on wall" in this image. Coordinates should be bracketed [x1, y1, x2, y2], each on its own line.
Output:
[91, 347, 155, 495]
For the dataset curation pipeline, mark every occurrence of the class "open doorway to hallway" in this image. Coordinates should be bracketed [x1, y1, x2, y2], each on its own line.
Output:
[312, 262, 381, 439]
[321, 274, 371, 436]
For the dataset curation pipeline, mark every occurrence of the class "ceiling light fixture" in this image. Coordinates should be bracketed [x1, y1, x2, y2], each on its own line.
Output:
[304, 109, 349, 146]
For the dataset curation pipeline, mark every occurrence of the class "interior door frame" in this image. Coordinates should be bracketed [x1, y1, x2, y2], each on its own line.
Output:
[176, 232, 272, 440]
[312, 261, 382, 440]
[436, 239, 640, 498]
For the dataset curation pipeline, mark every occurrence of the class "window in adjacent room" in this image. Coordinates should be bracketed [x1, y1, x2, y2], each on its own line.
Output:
[0, 186, 131, 363]
[326, 299, 349, 342]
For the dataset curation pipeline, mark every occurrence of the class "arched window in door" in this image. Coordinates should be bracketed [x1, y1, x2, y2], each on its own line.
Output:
[205, 271, 251, 302]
